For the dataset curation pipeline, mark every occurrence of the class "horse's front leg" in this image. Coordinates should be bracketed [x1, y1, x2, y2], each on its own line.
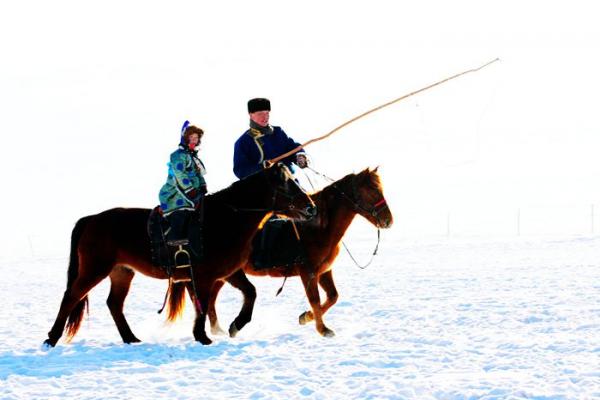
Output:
[187, 280, 212, 345]
[299, 271, 335, 337]
[225, 269, 257, 338]
[207, 279, 227, 335]
[107, 266, 141, 344]
[299, 270, 338, 326]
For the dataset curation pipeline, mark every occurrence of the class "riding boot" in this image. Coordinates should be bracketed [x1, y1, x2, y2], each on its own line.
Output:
[254, 218, 283, 270]
[165, 211, 192, 268]
[253, 229, 269, 270]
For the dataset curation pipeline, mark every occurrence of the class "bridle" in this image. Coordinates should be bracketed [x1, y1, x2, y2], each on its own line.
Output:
[308, 167, 388, 269]
[346, 176, 389, 225]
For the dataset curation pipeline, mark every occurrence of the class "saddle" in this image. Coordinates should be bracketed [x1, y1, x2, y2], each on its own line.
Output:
[251, 217, 306, 270]
[147, 207, 204, 271]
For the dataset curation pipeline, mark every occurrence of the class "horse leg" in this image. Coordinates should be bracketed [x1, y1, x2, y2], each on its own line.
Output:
[299, 272, 335, 337]
[45, 270, 109, 347]
[207, 279, 227, 335]
[107, 266, 141, 344]
[188, 280, 213, 345]
[299, 270, 338, 325]
[45, 290, 82, 347]
[225, 269, 257, 338]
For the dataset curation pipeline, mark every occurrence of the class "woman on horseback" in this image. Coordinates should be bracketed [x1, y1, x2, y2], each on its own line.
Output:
[159, 121, 207, 247]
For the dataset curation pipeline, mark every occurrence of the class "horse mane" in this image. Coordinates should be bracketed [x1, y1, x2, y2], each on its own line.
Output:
[312, 167, 382, 203]
[303, 167, 376, 230]
[206, 169, 267, 206]
[362, 167, 383, 193]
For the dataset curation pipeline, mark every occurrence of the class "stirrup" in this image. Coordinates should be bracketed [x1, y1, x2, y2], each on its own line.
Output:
[167, 239, 189, 247]
[168, 240, 191, 269]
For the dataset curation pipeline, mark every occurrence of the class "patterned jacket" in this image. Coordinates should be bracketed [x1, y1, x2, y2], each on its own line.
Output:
[233, 126, 303, 179]
[159, 145, 207, 215]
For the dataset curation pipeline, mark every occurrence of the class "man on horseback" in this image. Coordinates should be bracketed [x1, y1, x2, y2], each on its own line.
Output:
[233, 97, 308, 179]
[159, 121, 207, 252]
[233, 98, 309, 269]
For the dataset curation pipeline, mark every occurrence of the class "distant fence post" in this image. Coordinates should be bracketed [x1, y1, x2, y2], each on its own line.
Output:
[28, 235, 35, 258]
[517, 208, 521, 236]
[592, 204, 595, 235]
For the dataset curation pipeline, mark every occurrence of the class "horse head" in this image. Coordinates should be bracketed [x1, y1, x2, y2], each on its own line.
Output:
[345, 167, 393, 229]
[264, 162, 316, 220]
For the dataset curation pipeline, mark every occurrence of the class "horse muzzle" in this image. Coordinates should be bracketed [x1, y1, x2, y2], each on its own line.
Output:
[299, 205, 317, 220]
[378, 217, 393, 229]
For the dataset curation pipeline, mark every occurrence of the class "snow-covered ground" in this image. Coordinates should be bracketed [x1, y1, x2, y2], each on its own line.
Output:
[2, 227, 599, 399]
[3, 1, 600, 399]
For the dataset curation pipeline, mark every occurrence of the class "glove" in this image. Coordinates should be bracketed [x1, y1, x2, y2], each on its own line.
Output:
[186, 188, 199, 202]
[200, 185, 207, 195]
[262, 160, 274, 169]
[296, 154, 308, 169]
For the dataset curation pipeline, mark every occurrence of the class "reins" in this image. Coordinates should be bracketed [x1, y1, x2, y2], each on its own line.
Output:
[341, 229, 380, 270]
[305, 167, 383, 269]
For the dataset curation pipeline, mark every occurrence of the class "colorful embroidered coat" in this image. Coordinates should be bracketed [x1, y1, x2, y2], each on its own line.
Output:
[159, 145, 207, 215]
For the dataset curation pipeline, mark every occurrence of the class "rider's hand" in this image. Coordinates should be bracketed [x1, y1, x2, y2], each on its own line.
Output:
[262, 160, 274, 169]
[296, 154, 308, 169]
[186, 188, 199, 201]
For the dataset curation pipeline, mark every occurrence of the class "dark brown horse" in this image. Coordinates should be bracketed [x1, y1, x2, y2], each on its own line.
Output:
[43, 163, 315, 347]
[168, 167, 393, 338]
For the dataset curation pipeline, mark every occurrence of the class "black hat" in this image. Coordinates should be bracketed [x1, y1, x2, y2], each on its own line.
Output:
[248, 98, 271, 113]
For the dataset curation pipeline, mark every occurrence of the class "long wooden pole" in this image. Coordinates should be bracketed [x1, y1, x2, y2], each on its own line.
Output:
[268, 57, 500, 165]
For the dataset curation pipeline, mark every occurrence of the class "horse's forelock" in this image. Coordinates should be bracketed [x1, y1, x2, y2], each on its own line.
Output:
[358, 167, 383, 192]
[369, 168, 383, 191]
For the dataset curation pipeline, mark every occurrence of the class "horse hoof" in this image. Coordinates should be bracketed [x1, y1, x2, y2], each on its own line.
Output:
[196, 336, 213, 345]
[299, 311, 313, 325]
[125, 337, 141, 344]
[229, 322, 239, 338]
[321, 328, 335, 338]
[211, 324, 226, 336]
[42, 339, 56, 349]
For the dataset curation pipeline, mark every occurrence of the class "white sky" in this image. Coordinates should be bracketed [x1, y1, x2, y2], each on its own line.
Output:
[1, 1, 600, 248]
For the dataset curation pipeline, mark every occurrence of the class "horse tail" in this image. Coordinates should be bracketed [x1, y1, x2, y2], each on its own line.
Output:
[65, 216, 92, 341]
[166, 282, 186, 323]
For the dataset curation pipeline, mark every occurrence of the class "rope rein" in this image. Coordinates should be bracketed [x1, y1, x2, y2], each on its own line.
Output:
[305, 167, 382, 270]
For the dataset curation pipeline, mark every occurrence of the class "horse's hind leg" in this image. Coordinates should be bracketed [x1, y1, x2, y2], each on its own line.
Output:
[45, 288, 85, 347]
[45, 270, 108, 347]
[225, 269, 257, 338]
[299, 270, 338, 325]
[187, 280, 213, 345]
[107, 266, 141, 344]
[207, 279, 227, 335]
[299, 271, 335, 337]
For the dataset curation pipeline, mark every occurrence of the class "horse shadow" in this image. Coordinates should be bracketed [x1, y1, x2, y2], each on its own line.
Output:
[0, 339, 270, 379]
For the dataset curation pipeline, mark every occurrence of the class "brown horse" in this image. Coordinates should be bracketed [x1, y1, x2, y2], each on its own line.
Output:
[168, 167, 393, 338]
[43, 163, 315, 347]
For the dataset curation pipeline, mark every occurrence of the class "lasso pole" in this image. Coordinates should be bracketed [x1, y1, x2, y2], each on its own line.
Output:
[268, 57, 500, 165]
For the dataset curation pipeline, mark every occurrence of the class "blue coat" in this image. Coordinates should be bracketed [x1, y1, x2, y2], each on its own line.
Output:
[233, 126, 303, 179]
[159, 146, 207, 215]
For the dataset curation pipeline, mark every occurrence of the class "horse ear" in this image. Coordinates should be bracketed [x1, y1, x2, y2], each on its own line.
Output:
[356, 168, 369, 182]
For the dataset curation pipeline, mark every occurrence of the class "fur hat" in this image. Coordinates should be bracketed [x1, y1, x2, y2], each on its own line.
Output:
[180, 120, 204, 145]
[247, 98, 271, 113]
